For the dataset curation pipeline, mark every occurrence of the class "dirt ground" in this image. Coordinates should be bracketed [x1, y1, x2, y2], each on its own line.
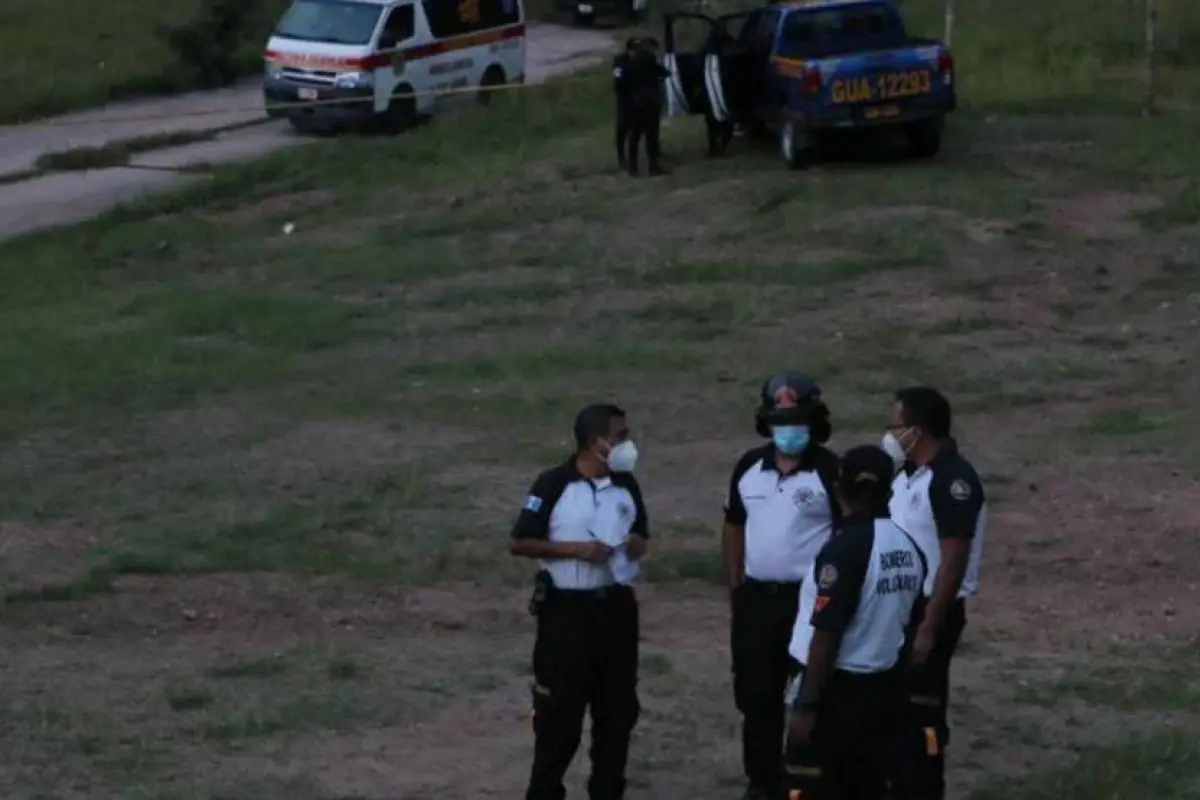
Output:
[1, 94, 1199, 799]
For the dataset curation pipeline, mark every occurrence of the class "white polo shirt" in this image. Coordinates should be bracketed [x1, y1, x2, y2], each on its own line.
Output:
[789, 516, 928, 672]
[888, 439, 986, 598]
[723, 444, 840, 583]
[510, 458, 649, 590]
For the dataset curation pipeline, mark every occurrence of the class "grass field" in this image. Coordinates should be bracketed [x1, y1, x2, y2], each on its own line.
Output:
[2, 0, 1200, 797]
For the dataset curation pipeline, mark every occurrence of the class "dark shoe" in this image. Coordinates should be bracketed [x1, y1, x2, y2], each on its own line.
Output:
[648, 165, 668, 176]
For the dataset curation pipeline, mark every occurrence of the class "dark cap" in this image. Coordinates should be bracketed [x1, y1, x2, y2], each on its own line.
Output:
[838, 445, 895, 490]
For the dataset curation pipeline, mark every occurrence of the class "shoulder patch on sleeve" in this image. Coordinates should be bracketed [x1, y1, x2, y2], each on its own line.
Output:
[949, 479, 971, 501]
[523, 495, 543, 512]
[818, 564, 838, 589]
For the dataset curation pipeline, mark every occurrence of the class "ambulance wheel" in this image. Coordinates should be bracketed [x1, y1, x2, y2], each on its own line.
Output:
[380, 92, 417, 135]
[780, 119, 812, 170]
[477, 66, 505, 107]
[289, 118, 330, 137]
[906, 116, 943, 158]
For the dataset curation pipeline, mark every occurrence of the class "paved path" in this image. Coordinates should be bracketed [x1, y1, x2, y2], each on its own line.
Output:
[0, 24, 613, 240]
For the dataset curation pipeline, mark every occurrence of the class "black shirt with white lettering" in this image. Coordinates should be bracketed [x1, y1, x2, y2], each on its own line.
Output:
[791, 514, 928, 671]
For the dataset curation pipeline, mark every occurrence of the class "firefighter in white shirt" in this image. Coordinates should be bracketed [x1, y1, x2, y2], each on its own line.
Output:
[721, 372, 839, 800]
[882, 386, 986, 800]
[509, 403, 650, 800]
[784, 445, 928, 800]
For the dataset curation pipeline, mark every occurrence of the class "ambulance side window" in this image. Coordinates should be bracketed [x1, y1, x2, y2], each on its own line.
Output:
[423, 0, 517, 37]
[381, 4, 415, 47]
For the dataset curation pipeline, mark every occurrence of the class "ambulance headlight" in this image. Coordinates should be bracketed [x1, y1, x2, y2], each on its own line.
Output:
[334, 71, 374, 88]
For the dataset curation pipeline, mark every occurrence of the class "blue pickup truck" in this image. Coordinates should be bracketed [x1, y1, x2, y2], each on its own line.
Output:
[664, 0, 957, 168]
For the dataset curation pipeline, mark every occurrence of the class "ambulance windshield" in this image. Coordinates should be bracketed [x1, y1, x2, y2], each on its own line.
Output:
[274, 0, 383, 45]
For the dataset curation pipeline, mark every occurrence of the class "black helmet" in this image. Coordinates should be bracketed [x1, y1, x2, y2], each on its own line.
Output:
[754, 371, 832, 443]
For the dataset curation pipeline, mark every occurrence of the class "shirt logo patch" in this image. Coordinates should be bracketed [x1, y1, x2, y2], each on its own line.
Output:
[814, 595, 831, 612]
[818, 564, 838, 589]
[950, 479, 971, 501]
[792, 487, 817, 508]
[617, 502, 632, 522]
[909, 491, 922, 509]
[523, 495, 543, 512]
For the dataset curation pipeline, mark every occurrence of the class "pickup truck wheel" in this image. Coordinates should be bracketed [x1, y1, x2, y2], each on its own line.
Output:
[906, 117, 943, 158]
[780, 119, 811, 170]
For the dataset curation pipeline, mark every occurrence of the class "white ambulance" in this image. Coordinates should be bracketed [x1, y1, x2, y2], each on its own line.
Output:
[263, 0, 527, 133]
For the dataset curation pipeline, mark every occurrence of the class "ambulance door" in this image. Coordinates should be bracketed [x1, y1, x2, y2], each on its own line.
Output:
[374, 3, 418, 115]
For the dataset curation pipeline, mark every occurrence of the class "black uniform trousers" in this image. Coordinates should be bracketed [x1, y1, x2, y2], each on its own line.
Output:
[785, 666, 903, 800]
[615, 99, 631, 166]
[705, 112, 735, 156]
[527, 584, 640, 800]
[731, 578, 801, 791]
[890, 598, 967, 800]
[625, 101, 662, 174]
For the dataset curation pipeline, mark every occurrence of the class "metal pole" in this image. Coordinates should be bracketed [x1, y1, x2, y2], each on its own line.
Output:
[1142, 0, 1157, 116]
[943, 0, 955, 46]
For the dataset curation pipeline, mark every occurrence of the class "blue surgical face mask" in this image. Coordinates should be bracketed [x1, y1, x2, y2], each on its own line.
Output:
[772, 425, 810, 455]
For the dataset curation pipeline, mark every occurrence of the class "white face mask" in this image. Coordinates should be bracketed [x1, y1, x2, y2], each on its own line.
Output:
[606, 440, 639, 473]
[881, 430, 911, 468]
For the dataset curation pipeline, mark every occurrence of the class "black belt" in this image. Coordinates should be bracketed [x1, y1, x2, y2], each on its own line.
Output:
[791, 663, 898, 682]
[552, 584, 632, 600]
[743, 577, 801, 594]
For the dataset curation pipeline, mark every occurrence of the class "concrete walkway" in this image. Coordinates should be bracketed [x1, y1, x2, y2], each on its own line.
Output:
[0, 23, 613, 240]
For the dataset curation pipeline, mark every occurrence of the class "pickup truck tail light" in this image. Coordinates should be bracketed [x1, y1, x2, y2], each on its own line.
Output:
[800, 66, 821, 94]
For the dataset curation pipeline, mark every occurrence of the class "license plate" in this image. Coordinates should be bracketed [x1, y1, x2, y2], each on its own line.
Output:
[831, 70, 931, 104]
[297, 87, 318, 100]
[863, 104, 900, 120]
[577, 3, 593, 11]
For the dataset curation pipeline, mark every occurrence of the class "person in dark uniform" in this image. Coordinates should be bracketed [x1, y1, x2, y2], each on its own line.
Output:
[882, 387, 987, 800]
[701, 27, 736, 157]
[722, 372, 840, 800]
[510, 403, 651, 800]
[612, 37, 638, 170]
[783, 445, 928, 800]
[624, 37, 669, 177]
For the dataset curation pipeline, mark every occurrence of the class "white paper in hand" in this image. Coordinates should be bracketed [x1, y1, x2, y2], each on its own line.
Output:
[609, 548, 640, 585]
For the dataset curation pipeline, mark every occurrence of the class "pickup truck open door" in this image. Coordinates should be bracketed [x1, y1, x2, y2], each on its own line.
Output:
[662, 12, 760, 123]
